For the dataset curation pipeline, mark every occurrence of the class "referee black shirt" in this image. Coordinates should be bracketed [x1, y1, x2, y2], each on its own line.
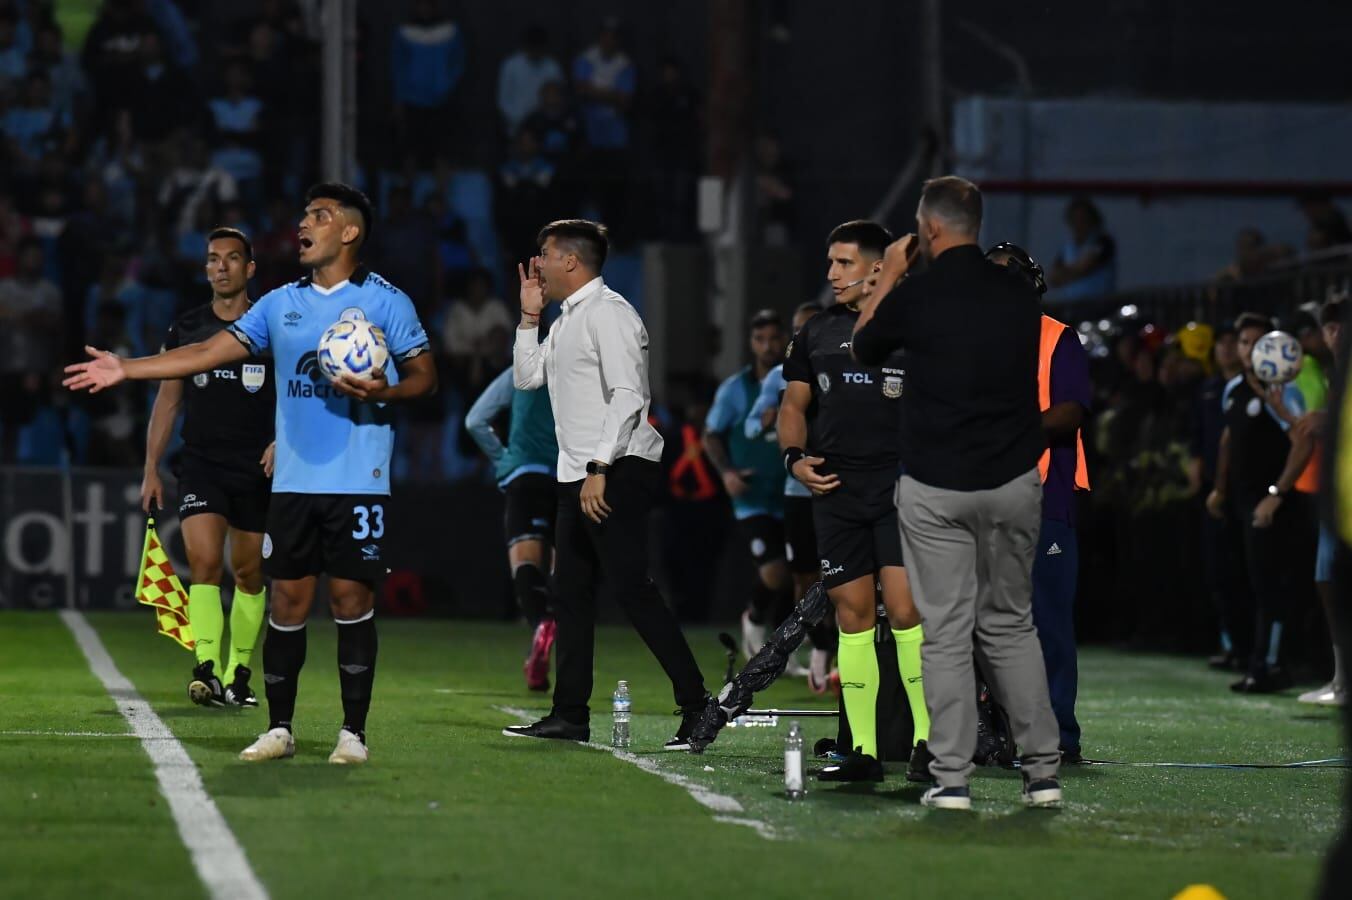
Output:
[853, 244, 1043, 492]
[782, 301, 906, 472]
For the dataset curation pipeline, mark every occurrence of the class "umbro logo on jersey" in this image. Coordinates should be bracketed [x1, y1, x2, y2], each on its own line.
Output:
[1047, 543, 1063, 556]
[285, 311, 303, 321]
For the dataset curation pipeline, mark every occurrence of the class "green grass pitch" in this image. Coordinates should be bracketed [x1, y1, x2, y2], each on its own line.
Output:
[0, 611, 1343, 899]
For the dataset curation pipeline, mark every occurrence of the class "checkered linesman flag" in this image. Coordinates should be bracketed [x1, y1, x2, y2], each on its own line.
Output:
[135, 517, 195, 650]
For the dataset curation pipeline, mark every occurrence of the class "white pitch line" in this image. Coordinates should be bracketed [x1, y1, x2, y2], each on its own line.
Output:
[1, 730, 137, 738]
[60, 610, 269, 900]
[498, 706, 775, 839]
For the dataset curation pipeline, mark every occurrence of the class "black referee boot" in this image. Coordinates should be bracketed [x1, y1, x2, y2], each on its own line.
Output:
[664, 695, 713, 751]
[225, 665, 259, 708]
[817, 747, 884, 783]
[188, 661, 226, 708]
[905, 740, 933, 783]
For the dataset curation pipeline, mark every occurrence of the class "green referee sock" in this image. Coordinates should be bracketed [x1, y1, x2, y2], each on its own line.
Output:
[225, 586, 267, 684]
[893, 625, 930, 743]
[188, 584, 224, 672]
[837, 627, 880, 758]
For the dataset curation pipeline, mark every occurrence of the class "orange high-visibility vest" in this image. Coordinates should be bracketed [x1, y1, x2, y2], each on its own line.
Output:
[669, 423, 718, 501]
[1038, 315, 1091, 490]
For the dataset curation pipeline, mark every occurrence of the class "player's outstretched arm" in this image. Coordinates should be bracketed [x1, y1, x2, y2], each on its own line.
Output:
[63, 331, 249, 393]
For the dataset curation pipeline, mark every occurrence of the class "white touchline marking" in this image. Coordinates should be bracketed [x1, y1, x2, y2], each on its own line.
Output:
[1, 730, 138, 738]
[60, 611, 269, 900]
[497, 706, 776, 839]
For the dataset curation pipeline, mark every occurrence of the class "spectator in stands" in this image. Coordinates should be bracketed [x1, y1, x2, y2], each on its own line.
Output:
[497, 25, 561, 136]
[1300, 194, 1352, 253]
[390, 0, 465, 167]
[495, 127, 558, 264]
[81, 0, 159, 135]
[2, 70, 74, 174]
[1214, 227, 1293, 282]
[649, 56, 701, 241]
[129, 29, 194, 147]
[525, 79, 581, 165]
[31, 21, 87, 123]
[0, 8, 25, 90]
[753, 133, 794, 246]
[1049, 197, 1117, 301]
[423, 192, 476, 284]
[81, 300, 140, 465]
[0, 236, 62, 462]
[157, 131, 239, 237]
[86, 108, 144, 227]
[144, 0, 198, 70]
[573, 18, 635, 230]
[207, 61, 266, 217]
[370, 183, 438, 317]
[0, 184, 29, 278]
[251, 196, 300, 292]
[441, 267, 512, 398]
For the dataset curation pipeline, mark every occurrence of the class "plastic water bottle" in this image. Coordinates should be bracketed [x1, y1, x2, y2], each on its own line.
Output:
[784, 720, 805, 800]
[611, 680, 631, 749]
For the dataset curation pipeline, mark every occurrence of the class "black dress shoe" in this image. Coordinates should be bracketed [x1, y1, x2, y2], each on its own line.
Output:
[665, 695, 713, 751]
[502, 715, 589, 742]
[905, 739, 933, 783]
[817, 747, 884, 783]
[1230, 667, 1292, 694]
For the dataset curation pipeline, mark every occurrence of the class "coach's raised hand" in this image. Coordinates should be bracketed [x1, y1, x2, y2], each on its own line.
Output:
[63, 346, 127, 393]
[518, 256, 545, 325]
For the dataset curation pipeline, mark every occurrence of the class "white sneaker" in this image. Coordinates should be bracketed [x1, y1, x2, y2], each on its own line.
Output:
[740, 611, 768, 660]
[239, 727, 295, 761]
[328, 728, 368, 765]
[1298, 682, 1346, 706]
[807, 649, 832, 694]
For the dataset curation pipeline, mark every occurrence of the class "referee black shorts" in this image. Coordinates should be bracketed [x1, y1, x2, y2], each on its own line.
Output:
[175, 452, 271, 533]
[783, 495, 819, 575]
[811, 466, 903, 589]
[504, 472, 557, 547]
[262, 493, 390, 585]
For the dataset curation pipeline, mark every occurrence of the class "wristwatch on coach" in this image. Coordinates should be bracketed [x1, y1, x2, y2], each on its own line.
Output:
[586, 461, 610, 476]
[1267, 484, 1285, 498]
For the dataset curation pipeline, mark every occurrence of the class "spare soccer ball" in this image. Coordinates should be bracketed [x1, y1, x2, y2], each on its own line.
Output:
[1250, 330, 1302, 384]
[318, 319, 390, 381]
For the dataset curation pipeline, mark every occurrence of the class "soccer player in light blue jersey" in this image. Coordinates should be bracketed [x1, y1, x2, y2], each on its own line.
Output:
[744, 302, 835, 692]
[65, 183, 437, 765]
[703, 309, 792, 660]
[465, 365, 560, 691]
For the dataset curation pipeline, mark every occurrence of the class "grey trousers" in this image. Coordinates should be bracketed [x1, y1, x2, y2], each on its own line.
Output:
[896, 468, 1061, 788]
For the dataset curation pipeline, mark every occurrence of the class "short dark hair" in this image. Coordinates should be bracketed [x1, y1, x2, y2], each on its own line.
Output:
[207, 226, 253, 261]
[306, 182, 374, 247]
[537, 219, 609, 271]
[749, 308, 783, 332]
[1320, 297, 1346, 327]
[1234, 312, 1275, 335]
[826, 220, 893, 259]
[1065, 196, 1103, 227]
[919, 176, 983, 236]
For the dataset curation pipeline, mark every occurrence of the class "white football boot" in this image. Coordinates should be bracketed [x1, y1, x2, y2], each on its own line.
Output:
[239, 727, 295, 761]
[328, 728, 368, 765]
[740, 610, 768, 660]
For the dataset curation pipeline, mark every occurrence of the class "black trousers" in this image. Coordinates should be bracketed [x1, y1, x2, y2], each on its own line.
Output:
[1235, 492, 1314, 675]
[551, 457, 706, 724]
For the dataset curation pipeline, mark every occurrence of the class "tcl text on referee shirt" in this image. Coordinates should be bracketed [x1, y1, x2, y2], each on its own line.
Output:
[513, 276, 664, 481]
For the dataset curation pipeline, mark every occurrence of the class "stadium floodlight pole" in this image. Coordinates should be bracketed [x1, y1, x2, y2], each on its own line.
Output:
[320, 0, 357, 181]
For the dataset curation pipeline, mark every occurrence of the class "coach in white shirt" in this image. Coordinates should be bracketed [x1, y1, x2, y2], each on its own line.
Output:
[504, 219, 708, 746]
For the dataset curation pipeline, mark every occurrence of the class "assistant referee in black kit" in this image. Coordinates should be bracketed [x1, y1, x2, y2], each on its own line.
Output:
[852, 176, 1061, 811]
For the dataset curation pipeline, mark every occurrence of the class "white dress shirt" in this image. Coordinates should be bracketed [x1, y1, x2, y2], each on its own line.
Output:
[514, 276, 664, 481]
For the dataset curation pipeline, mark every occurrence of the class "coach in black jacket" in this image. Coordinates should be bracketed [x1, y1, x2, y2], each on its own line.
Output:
[850, 176, 1062, 811]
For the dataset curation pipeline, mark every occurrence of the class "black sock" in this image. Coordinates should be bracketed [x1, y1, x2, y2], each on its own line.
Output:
[512, 564, 551, 627]
[263, 619, 307, 731]
[337, 613, 378, 739]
